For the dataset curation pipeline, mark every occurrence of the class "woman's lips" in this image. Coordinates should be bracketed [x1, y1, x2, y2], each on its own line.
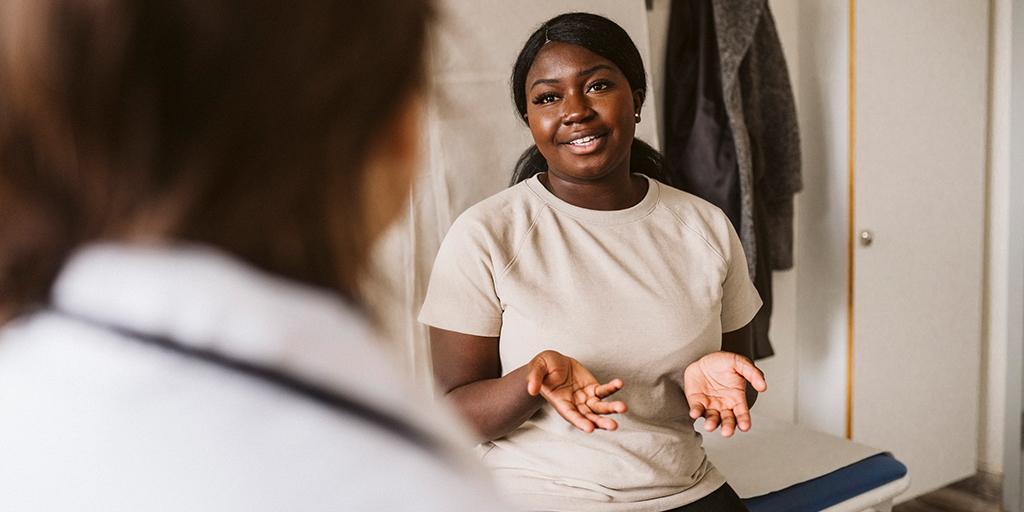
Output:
[561, 132, 608, 155]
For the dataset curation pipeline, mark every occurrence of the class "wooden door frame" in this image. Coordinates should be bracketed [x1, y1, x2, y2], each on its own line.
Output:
[1004, 0, 1024, 509]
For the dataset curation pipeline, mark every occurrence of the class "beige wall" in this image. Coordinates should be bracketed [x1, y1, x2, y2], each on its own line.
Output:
[980, 0, 1012, 475]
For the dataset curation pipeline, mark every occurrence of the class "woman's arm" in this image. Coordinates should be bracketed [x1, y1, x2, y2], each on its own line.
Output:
[431, 327, 627, 442]
[721, 322, 758, 408]
[430, 327, 544, 441]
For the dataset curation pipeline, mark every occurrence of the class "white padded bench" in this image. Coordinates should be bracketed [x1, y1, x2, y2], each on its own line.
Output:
[702, 414, 911, 512]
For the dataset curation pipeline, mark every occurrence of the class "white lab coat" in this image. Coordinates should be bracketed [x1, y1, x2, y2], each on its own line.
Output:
[0, 243, 507, 511]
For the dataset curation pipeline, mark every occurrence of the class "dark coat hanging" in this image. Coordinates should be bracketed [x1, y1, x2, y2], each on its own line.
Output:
[663, 0, 801, 360]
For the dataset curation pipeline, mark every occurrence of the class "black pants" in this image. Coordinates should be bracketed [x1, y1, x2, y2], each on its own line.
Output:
[663, 483, 748, 512]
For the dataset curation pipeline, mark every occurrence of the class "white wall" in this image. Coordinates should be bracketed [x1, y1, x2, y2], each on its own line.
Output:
[790, 0, 852, 438]
[1002, 0, 1024, 503]
[761, 0, 800, 426]
[980, 0, 1013, 475]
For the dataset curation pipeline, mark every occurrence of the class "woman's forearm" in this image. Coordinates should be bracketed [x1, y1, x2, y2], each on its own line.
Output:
[446, 363, 544, 442]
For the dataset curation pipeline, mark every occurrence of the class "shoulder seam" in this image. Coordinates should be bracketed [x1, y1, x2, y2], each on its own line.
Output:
[658, 204, 727, 264]
[498, 208, 543, 282]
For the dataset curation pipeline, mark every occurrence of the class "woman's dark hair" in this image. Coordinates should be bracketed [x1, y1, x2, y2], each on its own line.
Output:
[509, 12, 664, 185]
[0, 0, 433, 320]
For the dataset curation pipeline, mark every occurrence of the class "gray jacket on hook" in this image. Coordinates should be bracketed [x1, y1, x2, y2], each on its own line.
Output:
[713, 0, 802, 275]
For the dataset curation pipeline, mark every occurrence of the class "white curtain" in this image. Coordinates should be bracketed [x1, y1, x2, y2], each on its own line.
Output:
[363, 0, 661, 392]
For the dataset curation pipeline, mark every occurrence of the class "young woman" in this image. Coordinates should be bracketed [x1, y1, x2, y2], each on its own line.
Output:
[0, 1, 508, 510]
[420, 13, 766, 512]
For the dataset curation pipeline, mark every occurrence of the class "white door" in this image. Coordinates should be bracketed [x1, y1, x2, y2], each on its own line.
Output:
[852, 0, 988, 499]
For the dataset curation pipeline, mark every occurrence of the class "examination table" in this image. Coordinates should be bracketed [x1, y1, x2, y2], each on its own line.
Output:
[702, 414, 910, 512]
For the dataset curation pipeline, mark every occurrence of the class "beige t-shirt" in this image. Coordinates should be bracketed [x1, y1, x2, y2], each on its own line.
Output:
[419, 174, 762, 512]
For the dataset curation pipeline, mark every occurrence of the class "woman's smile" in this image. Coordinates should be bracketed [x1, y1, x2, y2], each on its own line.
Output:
[561, 129, 609, 155]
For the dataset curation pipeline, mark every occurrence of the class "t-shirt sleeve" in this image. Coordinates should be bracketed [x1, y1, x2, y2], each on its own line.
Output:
[418, 216, 503, 337]
[720, 221, 763, 333]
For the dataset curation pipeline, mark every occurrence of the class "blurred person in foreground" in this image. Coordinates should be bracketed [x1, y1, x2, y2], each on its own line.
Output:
[0, 1, 508, 510]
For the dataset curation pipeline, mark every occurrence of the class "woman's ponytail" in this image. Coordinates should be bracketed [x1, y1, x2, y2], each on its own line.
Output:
[628, 138, 666, 183]
[509, 145, 547, 185]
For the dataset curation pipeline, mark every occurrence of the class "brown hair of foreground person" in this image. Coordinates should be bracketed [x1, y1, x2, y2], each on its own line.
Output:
[0, 0, 432, 321]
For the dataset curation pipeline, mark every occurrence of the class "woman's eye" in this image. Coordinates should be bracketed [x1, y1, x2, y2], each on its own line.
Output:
[532, 93, 558, 105]
[588, 81, 611, 92]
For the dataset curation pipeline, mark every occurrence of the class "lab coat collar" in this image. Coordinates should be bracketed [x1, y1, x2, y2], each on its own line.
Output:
[49, 242, 396, 406]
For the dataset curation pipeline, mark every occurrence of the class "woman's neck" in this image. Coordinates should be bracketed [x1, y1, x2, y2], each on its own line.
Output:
[539, 170, 647, 211]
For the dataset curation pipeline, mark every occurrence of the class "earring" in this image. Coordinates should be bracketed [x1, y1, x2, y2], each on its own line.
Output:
[634, 113, 641, 123]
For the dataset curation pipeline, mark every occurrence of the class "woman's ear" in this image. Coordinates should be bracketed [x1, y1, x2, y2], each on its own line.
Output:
[632, 90, 645, 116]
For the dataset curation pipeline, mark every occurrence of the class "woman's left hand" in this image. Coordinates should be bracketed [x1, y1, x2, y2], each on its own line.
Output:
[683, 351, 767, 438]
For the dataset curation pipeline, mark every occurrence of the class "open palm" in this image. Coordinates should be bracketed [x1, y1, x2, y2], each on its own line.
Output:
[526, 350, 627, 433]
[683, 351, 767, 437]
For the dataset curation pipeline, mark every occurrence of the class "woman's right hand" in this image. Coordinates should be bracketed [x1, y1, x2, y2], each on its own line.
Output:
[525, 350, 627, 433]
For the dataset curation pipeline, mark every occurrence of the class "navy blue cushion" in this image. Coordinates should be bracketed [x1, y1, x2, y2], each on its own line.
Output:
[743, 453, 908, 512]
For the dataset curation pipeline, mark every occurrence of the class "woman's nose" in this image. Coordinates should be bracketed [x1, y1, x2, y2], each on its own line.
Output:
[561, 92, 594, 124]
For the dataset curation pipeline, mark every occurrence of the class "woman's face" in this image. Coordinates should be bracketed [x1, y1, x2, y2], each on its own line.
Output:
[523, 42, 642, 183]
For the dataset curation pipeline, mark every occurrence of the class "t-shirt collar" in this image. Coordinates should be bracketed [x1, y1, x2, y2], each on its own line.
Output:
[525, 173, 660, 225]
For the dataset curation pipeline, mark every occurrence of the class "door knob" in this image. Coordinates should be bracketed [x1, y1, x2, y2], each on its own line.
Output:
[859, 230, 874, 247]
